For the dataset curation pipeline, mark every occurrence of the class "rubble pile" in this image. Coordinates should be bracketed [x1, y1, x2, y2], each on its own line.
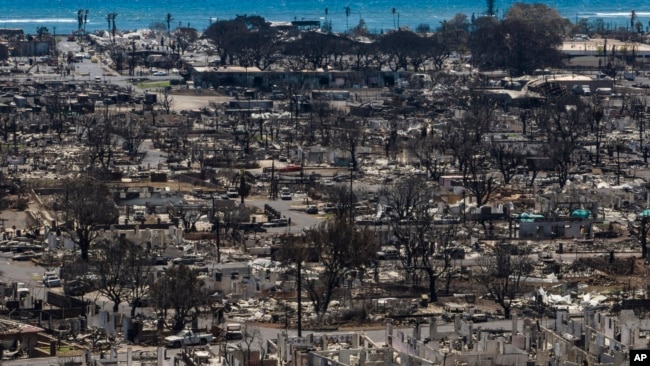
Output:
[568, 257, 635, 276]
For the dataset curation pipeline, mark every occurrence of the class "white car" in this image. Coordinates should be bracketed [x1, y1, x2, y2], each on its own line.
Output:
[43, 275, 61, 287]
[153, 71, 167, 76]
[226, 187, 239, 198]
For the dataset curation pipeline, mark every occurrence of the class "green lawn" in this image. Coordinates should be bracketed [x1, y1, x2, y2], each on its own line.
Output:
[134, 80, 170, 89]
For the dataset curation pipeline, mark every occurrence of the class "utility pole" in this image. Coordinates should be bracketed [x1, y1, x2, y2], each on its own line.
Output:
[211, 194, 221, 263]
[616, 140, 622, 186]
[349, 162, 354, 223]
[297, 257, 302, 337]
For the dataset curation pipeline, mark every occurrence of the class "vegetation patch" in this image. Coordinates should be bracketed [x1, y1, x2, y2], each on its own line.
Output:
[134, 80, 170, 89]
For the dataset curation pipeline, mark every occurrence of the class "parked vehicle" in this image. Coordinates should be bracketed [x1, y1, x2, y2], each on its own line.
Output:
[165, 329, 214, 347]
[150, 256, 169, 265]
[64, 279, 94, 296]
[595, 87, 612, 96]
[237, 223, 267, 233]
[280, 187, 292, 200]
[304, 205, 318, 214]
[12, 250, 40, 261]
[43, 275, 61, 287]
[224, 323, 243, 341]
[470, 313, 488, 323]
[43, 270, 57, 280]
[172, 255, 204, 265]
[262, 218, 288, 227]
[624, 71, 636, 81]
[226, 187, 239, 198]
[376, 247, 399, 260]
[277, 164, 302, 172]
[572, 84, 591, 96]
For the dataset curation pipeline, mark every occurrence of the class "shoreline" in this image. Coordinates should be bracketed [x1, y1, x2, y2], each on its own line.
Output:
[3, 7, 648, 37]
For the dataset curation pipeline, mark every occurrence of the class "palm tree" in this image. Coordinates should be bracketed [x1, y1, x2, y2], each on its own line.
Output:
[77, 10, 84, 31]
[392, 8, 397, 29]
[165, 13, 174, 33]
[345, 6, 351, 32]
[107, 13, 117, 42]
[323, 8, 330, 32]
[486, 0, 495, 17]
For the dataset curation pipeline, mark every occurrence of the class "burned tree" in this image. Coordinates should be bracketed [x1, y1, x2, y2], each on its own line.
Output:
[57, 176, 119, 261]
[384, 177, 464, 301]
[411, 128, 447, 181]
[475, 244, 534, 318]
[150, 264, 210, 332]
[534, 97, 589, 189]
[489, 141, 525, 185]
[83, 115, 119, 176]
[302, 218, 377, 324]
[637, 210, 650, 260]
[94, 237, 142, 313]
[461, 150, 499, 207]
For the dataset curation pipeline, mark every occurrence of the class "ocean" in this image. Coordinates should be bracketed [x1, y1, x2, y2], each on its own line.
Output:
[0, 0, 648, 35]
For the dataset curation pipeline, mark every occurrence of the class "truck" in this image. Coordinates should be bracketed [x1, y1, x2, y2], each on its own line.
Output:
[624, 71, 636, 81]
[224, 323, 243, 341]
[164, 329, 214, 347]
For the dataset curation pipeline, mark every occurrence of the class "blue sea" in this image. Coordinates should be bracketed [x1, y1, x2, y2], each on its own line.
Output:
[0, 0, 648, 35]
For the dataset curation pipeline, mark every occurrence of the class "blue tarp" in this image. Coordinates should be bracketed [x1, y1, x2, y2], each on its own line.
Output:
[518, 212, 544, 222]
[571, 209, 591, 219]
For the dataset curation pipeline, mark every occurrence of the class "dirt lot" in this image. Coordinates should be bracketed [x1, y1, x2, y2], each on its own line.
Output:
[167, 90, 232, 111]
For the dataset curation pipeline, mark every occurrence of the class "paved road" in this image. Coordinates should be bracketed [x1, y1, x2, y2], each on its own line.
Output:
[246, 195, 325, 234]
[0, 252, 50, 301]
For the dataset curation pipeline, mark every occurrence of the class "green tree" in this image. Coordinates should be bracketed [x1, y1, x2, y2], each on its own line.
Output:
[377, 29, 426, 71]
[470, 3, 568, 75]
[203, 18, 249, 65]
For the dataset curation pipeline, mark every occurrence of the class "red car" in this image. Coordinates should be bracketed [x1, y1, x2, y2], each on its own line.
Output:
[278, 164, 302, 172]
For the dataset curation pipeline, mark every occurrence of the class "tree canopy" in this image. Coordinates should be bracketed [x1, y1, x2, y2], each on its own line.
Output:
[469, 3, 569, 75]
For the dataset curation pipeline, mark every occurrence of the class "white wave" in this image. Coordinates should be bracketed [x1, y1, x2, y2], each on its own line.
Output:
[0, 18, 76, 23]
[591, 12, 650, 18]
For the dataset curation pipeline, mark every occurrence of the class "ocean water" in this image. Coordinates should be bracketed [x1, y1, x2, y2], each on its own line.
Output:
[0, 0, 648, 35]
